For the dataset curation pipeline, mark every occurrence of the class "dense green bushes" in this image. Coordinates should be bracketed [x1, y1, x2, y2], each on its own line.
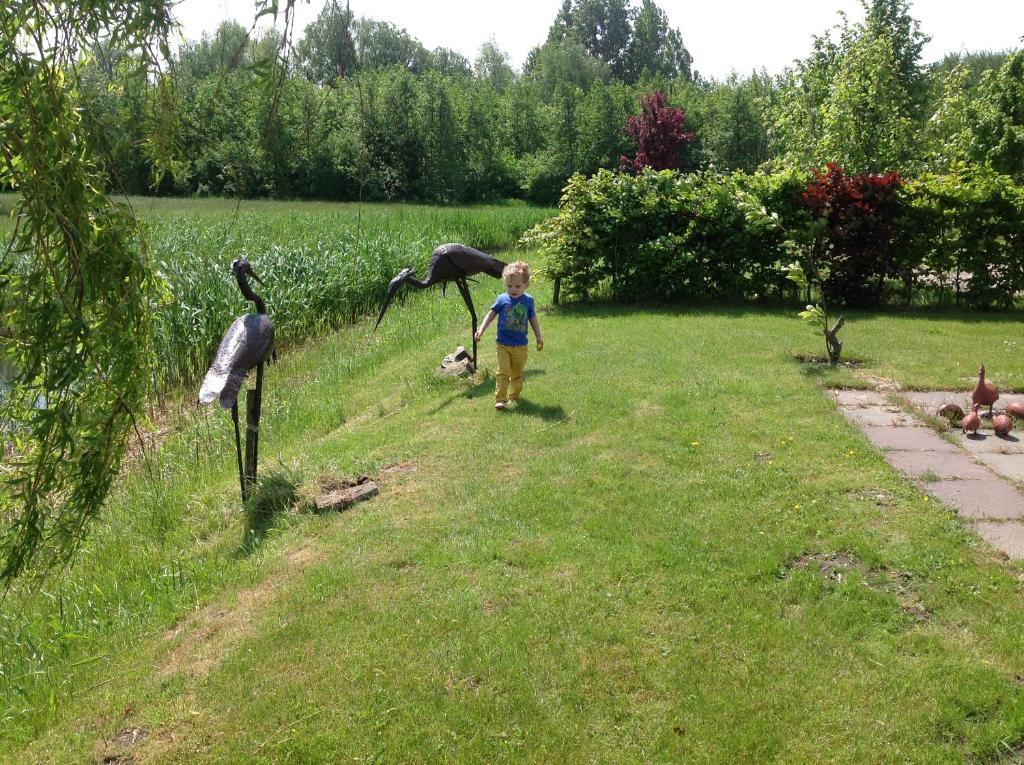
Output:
[902, 170, 1024, 309]
[529, 166, 1024, 308]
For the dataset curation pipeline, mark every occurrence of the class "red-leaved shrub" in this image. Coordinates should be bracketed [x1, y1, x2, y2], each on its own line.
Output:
[802, 163, 903, 307]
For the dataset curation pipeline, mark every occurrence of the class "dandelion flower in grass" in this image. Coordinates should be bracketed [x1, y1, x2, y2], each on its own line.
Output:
[923, 496, 930, 502]
[691, 441, 700, 447]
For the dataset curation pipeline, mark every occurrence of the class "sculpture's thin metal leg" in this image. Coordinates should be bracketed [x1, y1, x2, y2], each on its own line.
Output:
[244, 363, 264, 496]
[455, 278, 478, 368]
[231, 402, 246, 503]
[253, 362, 264, 482]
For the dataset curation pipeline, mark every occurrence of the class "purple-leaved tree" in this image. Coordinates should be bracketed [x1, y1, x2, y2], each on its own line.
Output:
[620, 91, 695, 172]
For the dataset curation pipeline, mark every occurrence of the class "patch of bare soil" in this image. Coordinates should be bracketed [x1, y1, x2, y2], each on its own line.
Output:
[93, 726, 147, 764]
[791, 552, 858, 581]
[782, 551, 930, 622]
[380, 461, 417, 478]
[857, 372, 903, 392]
[794, 353, 866, 368]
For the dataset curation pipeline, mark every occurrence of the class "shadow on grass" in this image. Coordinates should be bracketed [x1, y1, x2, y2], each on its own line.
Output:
[235, 468, 300, 558]
[507, 399, 567, 422]
[427, 369, 548, 414]
[548, 299, 1024, 326]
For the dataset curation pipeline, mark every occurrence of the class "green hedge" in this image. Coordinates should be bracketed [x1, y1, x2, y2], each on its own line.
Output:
[528, 167, 1024, 309]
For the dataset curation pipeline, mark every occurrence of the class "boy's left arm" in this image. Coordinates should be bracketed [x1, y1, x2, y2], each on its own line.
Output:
[529, 314, 544, 350]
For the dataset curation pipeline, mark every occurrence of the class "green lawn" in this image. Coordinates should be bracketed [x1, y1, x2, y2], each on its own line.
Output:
[5, 261, 1024, 762]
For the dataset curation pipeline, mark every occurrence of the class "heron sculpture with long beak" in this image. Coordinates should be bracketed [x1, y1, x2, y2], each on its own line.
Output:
[374, 243, 506, 367]
[198, 258, 275, 503]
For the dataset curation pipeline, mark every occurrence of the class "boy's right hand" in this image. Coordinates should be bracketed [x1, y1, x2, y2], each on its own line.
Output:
[473, 331, 483, 341]
[536, 340, 544, 351]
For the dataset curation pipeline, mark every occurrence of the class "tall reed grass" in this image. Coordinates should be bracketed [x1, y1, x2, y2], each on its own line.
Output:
[145, 201, 553, 389]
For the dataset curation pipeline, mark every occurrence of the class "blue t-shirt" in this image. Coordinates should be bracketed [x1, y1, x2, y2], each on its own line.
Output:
[491, 293, 536, 346]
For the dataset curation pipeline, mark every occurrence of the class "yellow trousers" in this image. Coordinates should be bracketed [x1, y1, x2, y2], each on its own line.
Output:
[495, 344, 528, 403]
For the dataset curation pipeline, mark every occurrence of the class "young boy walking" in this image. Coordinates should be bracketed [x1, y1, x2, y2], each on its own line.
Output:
[474, 261, 544, 410]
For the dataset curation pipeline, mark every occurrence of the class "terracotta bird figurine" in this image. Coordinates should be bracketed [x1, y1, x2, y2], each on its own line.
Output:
[972, 365, 999, 417]
[961, 403, 981, 436]
[994, 413, 1013, 437]
[374, 243, 506, 367]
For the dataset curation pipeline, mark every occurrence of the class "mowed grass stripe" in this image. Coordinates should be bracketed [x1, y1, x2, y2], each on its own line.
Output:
[11, 290, 1024, 763]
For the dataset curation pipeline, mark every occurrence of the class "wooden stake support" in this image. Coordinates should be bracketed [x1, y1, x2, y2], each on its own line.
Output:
[243, 363, 265, 499]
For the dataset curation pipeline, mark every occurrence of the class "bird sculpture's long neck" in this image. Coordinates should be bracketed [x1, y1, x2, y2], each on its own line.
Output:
[237, 273, 266, 314]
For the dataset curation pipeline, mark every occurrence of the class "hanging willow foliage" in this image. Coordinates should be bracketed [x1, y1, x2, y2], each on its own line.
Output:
[0, 0, 298, 585]
[0, 1, 178, 584]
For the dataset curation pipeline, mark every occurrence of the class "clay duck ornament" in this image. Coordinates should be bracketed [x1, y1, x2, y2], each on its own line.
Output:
[994, 413, 1013, 437]
[972, 365, 999, 418]
[961, 403, 981, 435]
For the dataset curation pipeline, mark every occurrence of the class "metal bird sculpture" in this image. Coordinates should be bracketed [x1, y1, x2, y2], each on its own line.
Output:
[374, 243, 506, 367]
[199, 258, 275, 503]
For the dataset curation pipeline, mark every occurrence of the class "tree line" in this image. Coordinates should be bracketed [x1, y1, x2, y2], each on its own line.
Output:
[77, 0, 1020, 205]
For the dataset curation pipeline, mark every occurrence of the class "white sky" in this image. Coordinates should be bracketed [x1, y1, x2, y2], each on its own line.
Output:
[171, 0, 1024, 80]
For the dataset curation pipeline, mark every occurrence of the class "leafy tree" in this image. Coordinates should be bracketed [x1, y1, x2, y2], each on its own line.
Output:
[578, 81, 632, 174]
[863, 0, 929, 105]
[546, 0, 633, 80]
[294, 0, 357, 84]
[818, 31, 917, 172]
[177, 21, 253, 80]
[354, 19, 430, 72]
[525, 38, 609, 101]
[416, 72, 464, 200]
[976, 48, 1024, 180]
[922, 65, 988, 172]
[474, 38, 516, 93]
[698, 73, 772, 172]
[0, 0, 176, 583]
[620, 90, 694, 171]
[929, 50, 1010, 92]
[625, 0, 692, 81]
[768, 0, 927, 173]
[428, 47, 472, 77]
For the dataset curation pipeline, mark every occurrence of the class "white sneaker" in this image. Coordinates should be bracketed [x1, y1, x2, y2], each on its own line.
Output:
[495, 401, 506, 410]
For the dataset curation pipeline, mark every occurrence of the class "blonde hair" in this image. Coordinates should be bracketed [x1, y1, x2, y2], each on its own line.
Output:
[502, 260, 531, 285]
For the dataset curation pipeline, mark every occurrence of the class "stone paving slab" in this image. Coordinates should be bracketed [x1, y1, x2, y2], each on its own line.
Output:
[973, 453, 1024, 483]
[839, 407, 921, 427]
[970, 522, 1024, 560]
[920, 479, 1024, 520]
[950, 432, 1024, 455]
[859, 426, 961, 452]
[885, 450, 993, 480]
[832, 390, 888, 407]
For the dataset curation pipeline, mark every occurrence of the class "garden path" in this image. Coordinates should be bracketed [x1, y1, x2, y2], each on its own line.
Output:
[833, 389, 1024, 560]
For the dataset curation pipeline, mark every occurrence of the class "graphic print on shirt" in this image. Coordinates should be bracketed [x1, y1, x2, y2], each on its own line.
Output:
[502, 302, 529, 335]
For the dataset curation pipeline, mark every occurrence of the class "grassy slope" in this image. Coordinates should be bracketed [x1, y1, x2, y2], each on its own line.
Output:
[7, 275, 1024, 762]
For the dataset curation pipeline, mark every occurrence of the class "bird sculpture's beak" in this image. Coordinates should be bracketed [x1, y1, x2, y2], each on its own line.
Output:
[247, 267, 264, 286]
[374, 267, 414, 331]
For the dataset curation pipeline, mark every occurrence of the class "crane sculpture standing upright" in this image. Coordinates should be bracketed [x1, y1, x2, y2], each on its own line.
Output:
[374, 243, 506, 367]
[199, 258, 275, 503]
